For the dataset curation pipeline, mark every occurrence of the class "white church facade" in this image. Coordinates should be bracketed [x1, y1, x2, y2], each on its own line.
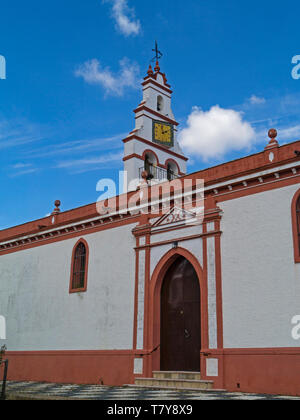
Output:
[1, 62, 300, 396]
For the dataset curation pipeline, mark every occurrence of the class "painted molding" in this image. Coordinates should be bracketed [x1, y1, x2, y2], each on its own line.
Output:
[69, 238, 89, 294]
[291, 188, 300, 263]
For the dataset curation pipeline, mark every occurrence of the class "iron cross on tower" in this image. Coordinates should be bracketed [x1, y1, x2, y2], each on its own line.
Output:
[151, 41, 163, 63]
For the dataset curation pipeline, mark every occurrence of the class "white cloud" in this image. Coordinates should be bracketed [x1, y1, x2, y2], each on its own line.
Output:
[9, 168, 38, 178]
[179, 106, 256, 161]
[104, 0, 141, 37]
[56, 151, 123, 173]
[0, 118, 44, 149]
[278, 124, 300, 140]
[249, 95, 266, 105]
[8, 162, 38, 178]
[75, 58, 140, 96]
[11, 163, 32, 169]
[25, 133, 127, 159]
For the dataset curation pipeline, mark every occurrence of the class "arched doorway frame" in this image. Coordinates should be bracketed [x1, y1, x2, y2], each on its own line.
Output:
[145, 247, 208, 376]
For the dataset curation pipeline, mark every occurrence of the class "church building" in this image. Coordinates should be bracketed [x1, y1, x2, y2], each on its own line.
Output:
[1, 60, 300, 396]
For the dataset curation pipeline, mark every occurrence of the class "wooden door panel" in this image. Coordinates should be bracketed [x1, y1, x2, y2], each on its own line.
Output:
[161, 257, 201, 372]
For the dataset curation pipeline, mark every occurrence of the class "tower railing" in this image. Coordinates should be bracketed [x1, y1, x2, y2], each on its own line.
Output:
[139, 164, 178, 182]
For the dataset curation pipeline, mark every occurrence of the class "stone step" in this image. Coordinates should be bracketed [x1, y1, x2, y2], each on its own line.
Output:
[153, 371, 201, 380]
[134, 378, 214, 390]
[127, 384, 224, 393]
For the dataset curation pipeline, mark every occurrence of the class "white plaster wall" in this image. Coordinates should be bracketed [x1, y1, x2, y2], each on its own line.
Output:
[220, 184, 300, 348]
[150, 226, 203, 279]
[142, 85, 173, 119]
[0, 224, 136, 351]
[124, 156, 142, 192]
[151, 225, 203, 246]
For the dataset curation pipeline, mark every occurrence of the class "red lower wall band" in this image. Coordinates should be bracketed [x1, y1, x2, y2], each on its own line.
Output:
[4, 348, 300, 396]
[5, 350, 135, 386]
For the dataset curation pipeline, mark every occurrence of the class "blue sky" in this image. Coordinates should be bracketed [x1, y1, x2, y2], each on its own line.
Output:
[0, 0, 300, 229]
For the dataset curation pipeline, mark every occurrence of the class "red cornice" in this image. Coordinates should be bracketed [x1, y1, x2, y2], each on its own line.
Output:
[133, 105, 179, 126]
[1, 141, 299, 246]
[123, 135, 188, 161]
[186, 140, 300, 187]
[142, 78, 173, 94]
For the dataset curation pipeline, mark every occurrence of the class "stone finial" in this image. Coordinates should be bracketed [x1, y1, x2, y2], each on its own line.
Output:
[268, 129, 278, 141]
[266, 128, 279, 149]
[52, 200, 61, 215]
[154, 60, 160, 73]
[147, 65, 154, 76]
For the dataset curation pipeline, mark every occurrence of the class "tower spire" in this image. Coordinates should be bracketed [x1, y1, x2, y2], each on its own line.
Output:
[151, 41, 163, 63]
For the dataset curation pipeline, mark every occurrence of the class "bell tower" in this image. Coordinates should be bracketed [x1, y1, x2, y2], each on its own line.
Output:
[123, 59, 188, 192]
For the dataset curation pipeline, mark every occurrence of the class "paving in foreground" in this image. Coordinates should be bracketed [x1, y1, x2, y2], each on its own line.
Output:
[4, 381, 300, 400]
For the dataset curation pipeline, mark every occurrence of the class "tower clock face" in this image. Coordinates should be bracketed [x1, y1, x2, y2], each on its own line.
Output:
[153, 120, 174, 147]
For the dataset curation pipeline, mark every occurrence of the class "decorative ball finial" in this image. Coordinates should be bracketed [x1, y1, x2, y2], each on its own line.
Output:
[154, 60, 160, 73]
[265, 128, 279, 150]
[52, 200, 61, 215]
[268, 128, 277, 140]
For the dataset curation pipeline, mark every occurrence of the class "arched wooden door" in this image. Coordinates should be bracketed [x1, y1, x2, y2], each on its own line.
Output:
[161, 256, 201, 372]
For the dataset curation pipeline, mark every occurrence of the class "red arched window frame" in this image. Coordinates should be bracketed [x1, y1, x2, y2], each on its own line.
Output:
[69, 239, 89, 293]
[292, 190, 300, 263]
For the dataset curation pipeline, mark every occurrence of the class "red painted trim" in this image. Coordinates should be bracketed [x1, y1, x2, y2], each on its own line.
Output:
[204, 347, 300, 396]
[142, 79, 173, 94]
[1, 142, 298, 244]
[0, 216, 139, 257]
[143, 84, 172, 99]
[187, 141, 300, 187]
[136, 232, 220, 250]
[0, 175, 298, 255]
[291, 188, 300, 263]
[216, 174, 300, 204]
[142, 149, 159, 165]
[133, 105, 179, 127]
[164, 158, 181, 175]
[69, 238, 89, 294]
[123, 135, 188, 162]
[123, 153, 143, 163]
[204, 347, 300, 355]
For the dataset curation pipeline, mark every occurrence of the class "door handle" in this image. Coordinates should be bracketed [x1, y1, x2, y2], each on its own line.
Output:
[184, 329, 191, 339]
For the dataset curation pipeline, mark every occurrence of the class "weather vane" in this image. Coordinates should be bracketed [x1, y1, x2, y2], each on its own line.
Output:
[151, 41, 163, 63]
